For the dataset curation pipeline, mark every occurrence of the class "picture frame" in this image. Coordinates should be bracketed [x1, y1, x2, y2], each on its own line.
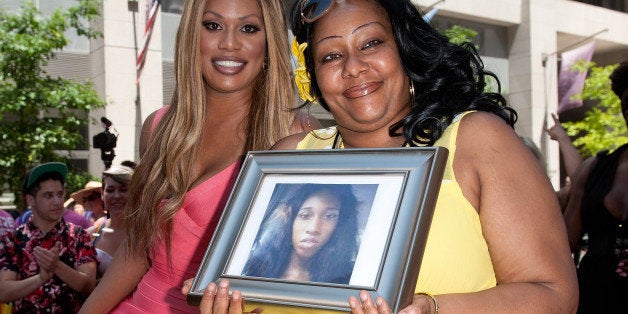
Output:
[187, 147, 448, 312]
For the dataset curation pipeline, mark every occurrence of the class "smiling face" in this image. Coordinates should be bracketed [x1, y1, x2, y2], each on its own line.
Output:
[291, 192, 341, 260]
[103, 176, 129, 217]
[199, 0, 267, 95]
[310, 0, 410, 137]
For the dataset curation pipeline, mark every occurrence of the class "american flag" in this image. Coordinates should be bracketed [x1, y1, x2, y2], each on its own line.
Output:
[136, 0, 161, 84]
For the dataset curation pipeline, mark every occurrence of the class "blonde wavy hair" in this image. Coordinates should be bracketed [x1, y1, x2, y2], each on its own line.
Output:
[125, 0, 295, 259]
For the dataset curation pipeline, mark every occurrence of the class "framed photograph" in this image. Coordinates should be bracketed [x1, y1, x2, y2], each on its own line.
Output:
[187, 147, 448, 312]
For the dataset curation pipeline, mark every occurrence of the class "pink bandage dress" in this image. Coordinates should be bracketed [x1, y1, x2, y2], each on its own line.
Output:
[113, 107, 241, 313]
[113, 162, 240, 313]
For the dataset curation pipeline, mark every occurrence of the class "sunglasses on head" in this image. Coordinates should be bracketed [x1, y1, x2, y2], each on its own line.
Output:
[300, 0, 336, 23]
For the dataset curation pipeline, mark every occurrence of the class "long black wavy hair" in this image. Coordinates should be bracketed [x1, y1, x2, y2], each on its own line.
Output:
[242, 184, 359, 284]
[291, 0, 517, 146]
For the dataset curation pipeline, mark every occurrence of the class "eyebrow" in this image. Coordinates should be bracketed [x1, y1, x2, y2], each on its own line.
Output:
[314, 21, 384, 46]
[40, 190, 64, 195]
[203, 10, 262, 22]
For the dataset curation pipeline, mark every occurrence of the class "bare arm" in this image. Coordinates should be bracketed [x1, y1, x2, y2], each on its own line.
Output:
[0, 270, 50, 303]
[270, 132, 308, 150]
[563, 157, 596, 251]
[139, 110, 159, 159]
[79, 242, 149, 314]
[451, 113, 577, 312]
[356, 112, 579, 313]
[55, 262, 96, 295]
[546, 113, 583, 179]
[33, 243, 96, 295]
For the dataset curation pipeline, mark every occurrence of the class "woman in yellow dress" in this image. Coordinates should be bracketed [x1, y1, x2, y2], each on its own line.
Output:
[188, 0, 578, 312]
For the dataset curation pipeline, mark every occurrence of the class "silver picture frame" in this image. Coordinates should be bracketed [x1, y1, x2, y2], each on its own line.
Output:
[187, 147, 448, 312]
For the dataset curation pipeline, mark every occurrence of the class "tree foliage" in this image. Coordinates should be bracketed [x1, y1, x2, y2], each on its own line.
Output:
[563, 62, 628, 157]
[443, 25, 478, 48]
[0, 0, 104, 209]
[441, 25, 499, 93]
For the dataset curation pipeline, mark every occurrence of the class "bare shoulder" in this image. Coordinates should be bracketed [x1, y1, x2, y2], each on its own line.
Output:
[453, 111, 538, 209]
[139, 109, 162, 158]
[458, 111, 516, 139]
[290, 108, 322, 134]
[570, 155, 597, 190]
[578, 156, 597, 175]
[455, 111, 522, 163]
[271, 132, 310, 150]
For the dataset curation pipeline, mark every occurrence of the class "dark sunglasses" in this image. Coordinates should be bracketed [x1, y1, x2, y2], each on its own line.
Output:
[300, 0, 335, 23]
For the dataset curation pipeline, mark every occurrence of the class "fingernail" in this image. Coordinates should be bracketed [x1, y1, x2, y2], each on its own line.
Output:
[208, 283, 216, 294]
[360, 292, 368, 301]
[349, 298, 356, 308]
[219, 280, 228, 288]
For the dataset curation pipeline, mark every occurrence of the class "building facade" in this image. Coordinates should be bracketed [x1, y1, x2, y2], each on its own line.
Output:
[1, 0, 627, 188]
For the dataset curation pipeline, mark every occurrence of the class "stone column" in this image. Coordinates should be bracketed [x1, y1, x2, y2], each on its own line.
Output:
[89, 0, 163, 173]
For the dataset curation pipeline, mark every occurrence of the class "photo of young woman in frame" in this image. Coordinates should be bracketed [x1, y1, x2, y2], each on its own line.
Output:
[240, 183, 376, 284]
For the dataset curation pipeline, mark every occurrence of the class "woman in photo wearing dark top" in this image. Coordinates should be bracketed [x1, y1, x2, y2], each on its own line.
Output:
[243, 184, 359, 284]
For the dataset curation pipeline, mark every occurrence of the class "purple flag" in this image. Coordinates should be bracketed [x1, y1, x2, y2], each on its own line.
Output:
[557, 41, 595, 114]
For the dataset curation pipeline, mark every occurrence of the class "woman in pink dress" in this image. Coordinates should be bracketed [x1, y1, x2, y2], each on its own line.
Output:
[79, 0, 318, 312]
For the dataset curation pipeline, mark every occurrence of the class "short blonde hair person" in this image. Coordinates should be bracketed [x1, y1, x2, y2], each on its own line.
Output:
[102, 165, 134, 186]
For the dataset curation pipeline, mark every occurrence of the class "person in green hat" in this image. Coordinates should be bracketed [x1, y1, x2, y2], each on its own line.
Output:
[0, 162, 97, 313]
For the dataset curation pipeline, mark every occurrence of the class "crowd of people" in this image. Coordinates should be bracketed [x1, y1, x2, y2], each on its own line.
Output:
[0, 0, 625, 313]
[0, 162, 98, 312]
[0, 160, 136, 313]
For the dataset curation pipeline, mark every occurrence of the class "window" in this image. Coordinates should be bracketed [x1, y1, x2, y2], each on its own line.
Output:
[571, 0, 627, 13]
[161, 0, 183, 14]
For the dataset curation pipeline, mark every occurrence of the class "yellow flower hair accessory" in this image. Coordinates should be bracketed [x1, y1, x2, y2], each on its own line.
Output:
[292, 37, 315, 102]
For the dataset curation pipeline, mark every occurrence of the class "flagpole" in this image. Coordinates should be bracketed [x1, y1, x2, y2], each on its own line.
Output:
[542, 28, 608, 67]
[129, 0, 141, 161]
[129, 1, 141, 109]
[425, 0, 445, 11]
[131, 0, 160, 160]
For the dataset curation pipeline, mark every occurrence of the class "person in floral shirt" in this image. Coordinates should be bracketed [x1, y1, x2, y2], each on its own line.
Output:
[0, 162, 97, 313]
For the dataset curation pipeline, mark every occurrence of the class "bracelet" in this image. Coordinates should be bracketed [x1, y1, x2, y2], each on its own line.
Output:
[416, 292, 439, 314]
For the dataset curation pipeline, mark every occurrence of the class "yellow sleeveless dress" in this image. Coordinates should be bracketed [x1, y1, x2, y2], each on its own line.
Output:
[245, 112, 496, 313]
